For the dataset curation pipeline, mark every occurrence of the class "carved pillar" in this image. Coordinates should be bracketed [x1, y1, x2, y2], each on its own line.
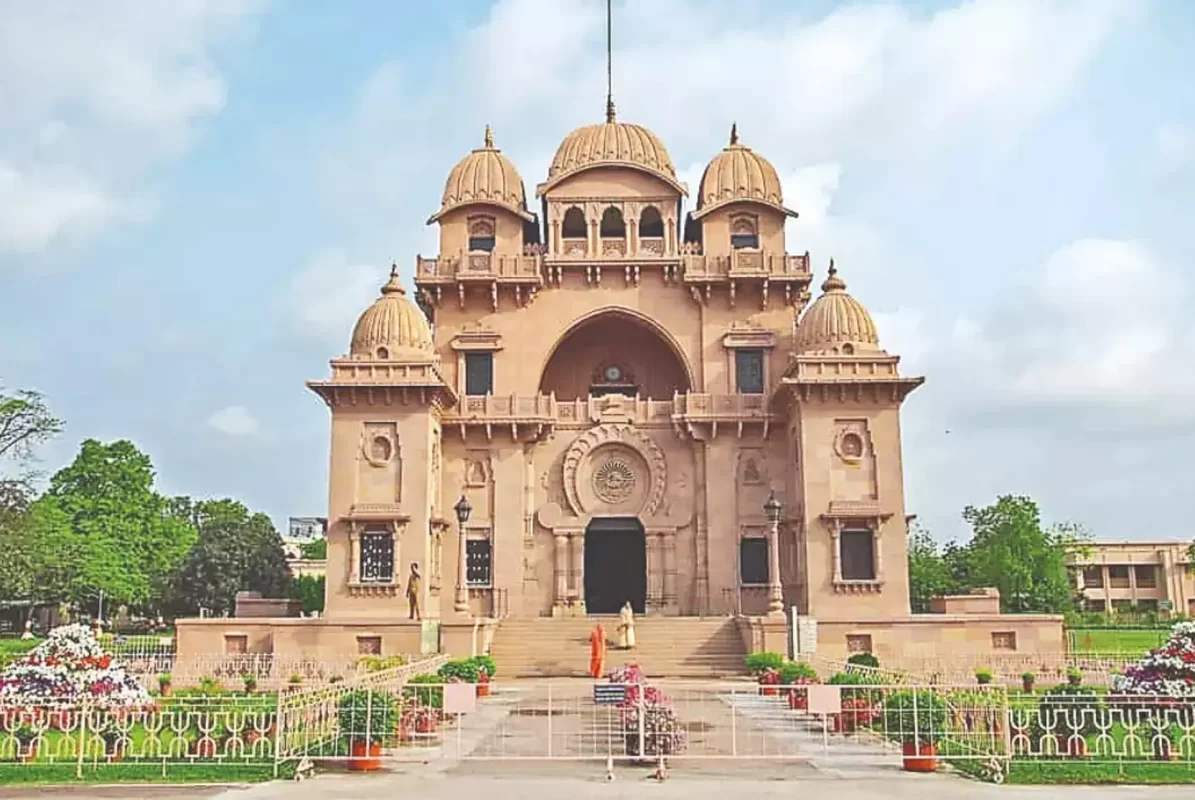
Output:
[830, 520, 843, 583]
[872, 522, 883, 581]
[663, 533, 677, 614]
[570, 531, 585, 612]
[645, 533, 662, 614]
[695, 441, 710, 614]
[348, 524, 360, 584]
[551, 218, 561, 256]
[767, 519, 784, 616]
[391, 521, 402, 584]
[553, 531, 568, 614]
[588, 218, 597, 257]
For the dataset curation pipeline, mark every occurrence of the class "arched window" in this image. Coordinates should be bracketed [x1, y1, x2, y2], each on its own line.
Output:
[730, 215, 759, 250]
[468, 217, 496, 252]
[638, 206, 664, 238]
[561, 207, 587, 239]
[600, 207, 625, 239]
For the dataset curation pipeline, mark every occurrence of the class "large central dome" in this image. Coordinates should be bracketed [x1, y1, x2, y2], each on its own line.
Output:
[538, 104, 684, 195]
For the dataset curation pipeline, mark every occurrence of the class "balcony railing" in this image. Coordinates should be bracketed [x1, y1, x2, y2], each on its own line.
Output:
[451, 394, 554, 420]
[416, 253, 542, 281]
[681, 249, 810, 279]
[673, 393, 768, 418]
[442, 393, 772, 427]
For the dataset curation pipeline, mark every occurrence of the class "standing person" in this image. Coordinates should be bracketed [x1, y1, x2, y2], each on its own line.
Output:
[406, 563, 423, 621]
[620, 601, 636, 649]
[589, 623, 606, 679]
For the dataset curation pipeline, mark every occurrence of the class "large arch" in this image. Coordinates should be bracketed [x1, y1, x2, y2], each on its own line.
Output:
[538, 307, 694, 400]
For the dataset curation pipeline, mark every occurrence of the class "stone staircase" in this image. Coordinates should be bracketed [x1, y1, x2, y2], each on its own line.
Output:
[486, 616, 749, 678]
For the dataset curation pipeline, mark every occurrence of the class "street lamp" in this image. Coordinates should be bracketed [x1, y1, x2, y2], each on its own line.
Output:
[453, 495, 472, 614]
[763, 491, 784, 615]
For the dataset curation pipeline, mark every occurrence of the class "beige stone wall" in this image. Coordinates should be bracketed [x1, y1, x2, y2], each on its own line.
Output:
[698, 202, 786, 259]
[814, 615, 1066, 662]
[437, 206, 526, 258]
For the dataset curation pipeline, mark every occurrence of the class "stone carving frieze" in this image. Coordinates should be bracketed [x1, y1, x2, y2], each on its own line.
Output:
[562, 423, 666, 517]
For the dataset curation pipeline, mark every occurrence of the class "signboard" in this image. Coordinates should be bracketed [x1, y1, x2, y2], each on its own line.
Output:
[287, 517, 327, 542]
[806, 685, 842, 716]
[593, 684, 628, 706]
[444, 682, 477, 715]
[791, 611, 818, 657]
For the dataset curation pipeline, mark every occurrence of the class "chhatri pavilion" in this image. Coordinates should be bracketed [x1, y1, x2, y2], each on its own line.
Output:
[177, 102, 1063, 674]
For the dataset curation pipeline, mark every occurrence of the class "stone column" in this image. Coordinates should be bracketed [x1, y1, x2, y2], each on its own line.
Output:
[872, 524, 883, 581]
[646, 533, 662, 614]
[348, 524, 360, 584]
[1129, 562, 1138, 605]
[553, 531, 568, 614]
[662, 533, 677, 614]
[1102, 565, 1111, 612]
[830, 521, 843, 583]
[454, 520, 469, 615]
[767, 518, 784, 616]
[571, 531, 585, 612]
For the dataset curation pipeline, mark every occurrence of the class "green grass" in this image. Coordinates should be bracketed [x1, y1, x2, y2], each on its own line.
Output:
[1067, 628, 1168, 654]
[952, 758, 1195, 784]
[0, 761, 290, 785]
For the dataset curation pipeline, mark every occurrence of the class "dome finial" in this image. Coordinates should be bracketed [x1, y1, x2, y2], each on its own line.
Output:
[606, 97, 617, 124]
[483, 124, 494, 149]
[729, 122, 739, 146]
[382, 263, 406, 295]
[821, 259, 846, 293]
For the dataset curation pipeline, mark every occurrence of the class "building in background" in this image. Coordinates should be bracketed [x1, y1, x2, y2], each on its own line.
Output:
[1069, 541, 1194, 616]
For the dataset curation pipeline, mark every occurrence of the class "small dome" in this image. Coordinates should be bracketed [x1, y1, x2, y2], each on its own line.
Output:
[538, 102, 685, 195]
[795, 262, 880, 355]
[693, 124, 797, 220]
[349, 267, 435, 360]
[428, 126, 534, 224]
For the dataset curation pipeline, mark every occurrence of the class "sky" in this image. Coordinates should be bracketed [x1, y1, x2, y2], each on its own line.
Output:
[1, 0, 1193, 545]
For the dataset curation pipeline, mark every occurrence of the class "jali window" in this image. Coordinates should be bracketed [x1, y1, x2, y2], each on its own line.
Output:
[466, 538, 492, 586]
[360, 529, 394, 583]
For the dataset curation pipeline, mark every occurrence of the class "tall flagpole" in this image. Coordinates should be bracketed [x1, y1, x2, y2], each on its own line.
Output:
[605, 0, 615, 122]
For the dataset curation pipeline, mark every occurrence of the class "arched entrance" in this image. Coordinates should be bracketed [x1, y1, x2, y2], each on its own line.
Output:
[584, 517, 646, 615]
[539, 308, 693, 400]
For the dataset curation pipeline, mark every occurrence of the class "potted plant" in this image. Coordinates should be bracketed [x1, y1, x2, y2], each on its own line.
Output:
[974, 667, 993, 686]
[1066, 666, 1083, 687]
[102, 728, 126, 761]
[883, 690, 949, 772]
[846, 652, 880, 669]
[758, 668, 781, 697]
[287, 673, 304, 691]
[1021, 672, 1036, 694]
[339, 690, 398, 771]
[470, 655, 496, 697]
[778, 661, 819, 710]
[744, 651, 785, 677]
[242, 673, 258, 694]
[827, 672, 880, 733]
[158, 673, 173, 697]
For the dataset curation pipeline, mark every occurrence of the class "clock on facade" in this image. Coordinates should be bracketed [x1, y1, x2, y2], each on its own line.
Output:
[604, 365, 623, 383]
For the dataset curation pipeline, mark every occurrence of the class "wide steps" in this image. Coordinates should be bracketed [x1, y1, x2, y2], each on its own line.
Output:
[487, 617, 749, 678]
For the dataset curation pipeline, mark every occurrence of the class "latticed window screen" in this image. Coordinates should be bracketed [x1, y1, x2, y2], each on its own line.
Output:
[739, 538, 769, 585]
[735, 349, 765, 394]
[840, 529, 876, 581]
[466, 539, 492, 586]
[360, 531, 394, 582]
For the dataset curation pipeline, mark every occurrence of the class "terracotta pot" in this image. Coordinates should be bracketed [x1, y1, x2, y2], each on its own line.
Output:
[761, 686, 777, 697]
[348, 740, 383, 771]
[832, 715, 857, 735]
[902, 742, 937, 772]
[786, 691, 806, 711]
[1022, 678, 1034, 694]
[477, 683, 490, 698]
[196, 739, 218, 759]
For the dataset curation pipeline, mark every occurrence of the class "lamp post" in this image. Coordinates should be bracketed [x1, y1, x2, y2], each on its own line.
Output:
[453, 494, 472, 614]
[764, 490, 784, 616]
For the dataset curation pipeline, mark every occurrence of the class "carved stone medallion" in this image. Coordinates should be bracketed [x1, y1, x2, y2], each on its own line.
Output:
[592, 455, 636, 504]
[561, 423, 666, 516]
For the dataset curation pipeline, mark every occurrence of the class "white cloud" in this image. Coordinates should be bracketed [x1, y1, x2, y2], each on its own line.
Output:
[207, 405, 260, 436]
[0, 0, 264, 255]
[1152, 123, 1195, 179]
[281, 250, 388, 348]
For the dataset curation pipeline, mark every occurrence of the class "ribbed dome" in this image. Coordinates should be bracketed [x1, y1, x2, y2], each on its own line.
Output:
[693, 124, 797, 220]
[428, 126, 534, 224]
[538, 103, 684, 195]
[349, 267, 435, 360]
[795, 262, 880, 355]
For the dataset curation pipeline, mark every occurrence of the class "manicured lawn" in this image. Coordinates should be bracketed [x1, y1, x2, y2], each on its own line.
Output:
[0, 762, 288, 785]
[953, 759, 1195, 784]
[1067, 628, 1168, 654]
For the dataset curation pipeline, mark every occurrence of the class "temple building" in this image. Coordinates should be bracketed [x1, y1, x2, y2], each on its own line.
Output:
[177, 108, 1064, 674]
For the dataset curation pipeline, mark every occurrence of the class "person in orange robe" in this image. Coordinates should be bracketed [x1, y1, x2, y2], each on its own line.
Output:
[589, 623, 606, 679]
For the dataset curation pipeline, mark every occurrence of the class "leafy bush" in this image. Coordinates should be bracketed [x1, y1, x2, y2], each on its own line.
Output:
[778, 661, 818, 685]
[338, 690, 398, 744]
[404, 673, 443, 709]
[744, 652, 785, 676]
[846, 652, 880, 669]
[827, 671, 883, 702]
[358, 655, 408, 673]
[469, 654, 497, 678]
[974, 667, 993, 685]
[882, 690, 950, 746]
[438, 658, 480, 683]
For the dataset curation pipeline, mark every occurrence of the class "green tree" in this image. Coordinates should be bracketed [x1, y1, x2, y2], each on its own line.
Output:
[33, 439, 196, 610]
[906, 522, 957, 613]
[286, 574, 326, 614]
[960, 495, 1086, 614]
[0, 384, 64, 464]
[299, 538, 327, 560]
[166, 498, 291, 616]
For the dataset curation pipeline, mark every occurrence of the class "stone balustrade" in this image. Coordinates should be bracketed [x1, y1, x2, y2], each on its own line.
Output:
[416, 252, 543, 281]
[681, 249, 810, 279]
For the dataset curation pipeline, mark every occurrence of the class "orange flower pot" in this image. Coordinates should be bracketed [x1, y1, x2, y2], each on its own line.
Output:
[901, 742, 937, 772]
[348, 740, 382, 771]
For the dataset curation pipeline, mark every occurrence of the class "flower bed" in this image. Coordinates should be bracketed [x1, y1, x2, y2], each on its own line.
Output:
[0, 625, 151, 709]
[607, 664, 686, 757]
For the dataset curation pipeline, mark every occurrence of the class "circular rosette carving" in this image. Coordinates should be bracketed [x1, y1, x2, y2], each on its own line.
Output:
[562, 424, 667, 517]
